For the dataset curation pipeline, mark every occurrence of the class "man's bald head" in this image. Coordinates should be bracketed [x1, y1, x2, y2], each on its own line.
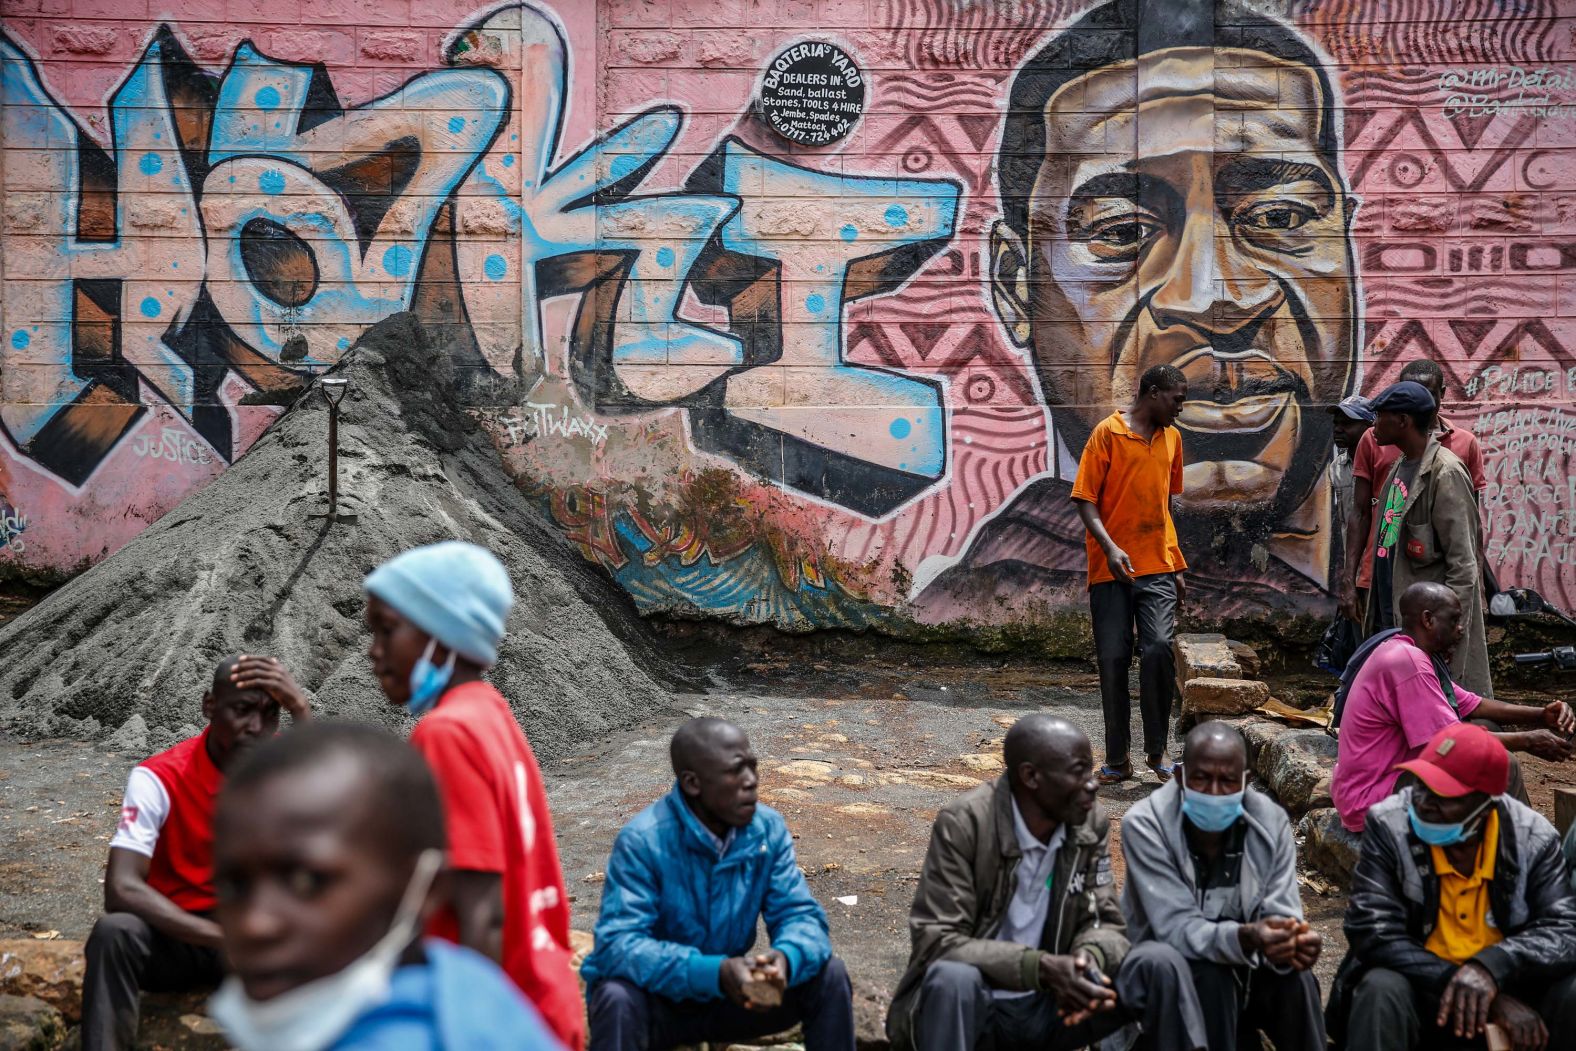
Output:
[1400, 581, 1459, 629]
[671, 717, 747, 777]
[1182, 721, 1247, 767]
[1004, 714, 1087, 787]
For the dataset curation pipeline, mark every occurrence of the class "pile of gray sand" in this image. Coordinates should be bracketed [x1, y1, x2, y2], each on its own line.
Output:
[0, 313, 676, 760]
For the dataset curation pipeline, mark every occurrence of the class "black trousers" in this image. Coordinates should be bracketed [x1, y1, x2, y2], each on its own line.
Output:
[1090, 573, 1178, 766]
[1189, 959, 1325, 1051]
[588, 955, 855, 1051]
[1347, 966, 1576, 1050]
[82, 912, 224, 1051]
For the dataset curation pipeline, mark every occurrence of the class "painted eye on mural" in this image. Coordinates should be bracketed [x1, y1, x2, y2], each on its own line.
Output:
[1236, 203, 1315, 231]
[1082, 216, 1162, 260]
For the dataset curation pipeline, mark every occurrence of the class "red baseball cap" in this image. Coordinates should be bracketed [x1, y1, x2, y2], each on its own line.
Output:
[1396, 722, 1510, 797]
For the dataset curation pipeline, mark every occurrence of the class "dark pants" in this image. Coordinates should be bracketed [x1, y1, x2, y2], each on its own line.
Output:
[588, 955, 854, 1051]
[1090, 573, 1178, 767]
[1347, 966, 1576, 1050]
[1188, 960, 1324, 1051]
[82, 912, 223, 1051]
[910, 941, 1207, 1051]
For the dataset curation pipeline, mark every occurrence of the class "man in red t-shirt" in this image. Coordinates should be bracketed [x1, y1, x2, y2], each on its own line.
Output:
[364, 541, 585, 1051]
[83, 655, 309, 1051]
[1339, 358, 1486, 623]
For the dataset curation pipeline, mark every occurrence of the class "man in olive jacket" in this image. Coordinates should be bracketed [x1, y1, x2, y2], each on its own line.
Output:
[887, 715, 1206, 1051]
[1360, 380, 1492, 696]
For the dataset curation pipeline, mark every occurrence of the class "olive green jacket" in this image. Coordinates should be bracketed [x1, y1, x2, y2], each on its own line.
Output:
[1362, 439, 1492, 696]
[885, 776, 1128, 1050]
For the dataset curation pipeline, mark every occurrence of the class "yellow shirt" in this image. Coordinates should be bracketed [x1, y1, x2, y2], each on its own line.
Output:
[1425, 810, 1504, 965]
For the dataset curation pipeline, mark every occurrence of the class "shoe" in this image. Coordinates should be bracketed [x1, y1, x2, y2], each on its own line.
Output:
[1146, 755, 1173, 782]
[1098, 761, 1133, 785]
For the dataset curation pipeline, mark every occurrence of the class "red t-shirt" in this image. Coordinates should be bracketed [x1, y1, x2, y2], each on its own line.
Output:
[410, 682, 584, 1051]
[120, 729, 222, 912]
[1351, 418, 1486, 588]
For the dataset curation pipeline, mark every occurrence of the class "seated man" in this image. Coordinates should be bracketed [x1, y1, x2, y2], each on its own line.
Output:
[83, 655, 308, 1051]
[1332, 580, 1574, 834]
[1122, 722, 1325, 1051]
[886, 714, 1206, 1051]
[209, 720, 561, 1049]
[1330, 723, 1576, 1051]
[582, 717, 854, 1050]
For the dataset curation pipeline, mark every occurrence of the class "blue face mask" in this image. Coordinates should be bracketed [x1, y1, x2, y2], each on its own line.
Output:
[407, 638, 456, 717]
[1407, 798, 1491, 847]
[1181, 786, 1245, 832]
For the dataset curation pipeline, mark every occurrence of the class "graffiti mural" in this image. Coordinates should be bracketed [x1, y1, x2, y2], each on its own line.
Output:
[2, 0, 1573, 631]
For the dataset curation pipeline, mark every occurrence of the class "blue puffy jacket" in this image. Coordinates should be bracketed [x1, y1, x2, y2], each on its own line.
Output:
[580, 786, 832, 1002]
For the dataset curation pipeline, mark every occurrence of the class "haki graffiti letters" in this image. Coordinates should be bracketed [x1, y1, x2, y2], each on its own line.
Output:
[0, 2, 958, 514]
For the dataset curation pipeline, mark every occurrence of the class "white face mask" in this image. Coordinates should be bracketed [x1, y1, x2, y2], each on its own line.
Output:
[209, 849, 443, 1051]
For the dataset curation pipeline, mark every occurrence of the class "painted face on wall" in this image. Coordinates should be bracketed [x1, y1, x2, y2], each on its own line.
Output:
[992, 45, 1357, 532]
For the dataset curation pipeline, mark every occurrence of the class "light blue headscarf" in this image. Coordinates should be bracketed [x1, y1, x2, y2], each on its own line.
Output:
[364, 542, 513, 667]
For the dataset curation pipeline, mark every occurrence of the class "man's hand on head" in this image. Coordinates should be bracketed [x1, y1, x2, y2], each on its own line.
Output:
[1438, 960, 1498, 1041]
[1542, 701, 1575, 737]
[231, 656, 312, 722]
[1040, 951, 1116, 1025]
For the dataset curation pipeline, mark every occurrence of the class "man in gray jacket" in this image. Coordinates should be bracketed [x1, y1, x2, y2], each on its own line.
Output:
[1122, 722, 1326, 1050]
[886, 714, 1206, 1051]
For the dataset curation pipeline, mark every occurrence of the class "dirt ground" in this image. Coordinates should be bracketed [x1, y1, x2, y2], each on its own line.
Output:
[3, 625, 1572, 1025]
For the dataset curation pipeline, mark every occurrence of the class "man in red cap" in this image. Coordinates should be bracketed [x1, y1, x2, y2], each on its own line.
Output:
[1329, 723, 1576, 1051]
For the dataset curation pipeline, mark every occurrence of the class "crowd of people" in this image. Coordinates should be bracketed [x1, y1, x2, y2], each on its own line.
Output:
[73, 358, 1576, 1051]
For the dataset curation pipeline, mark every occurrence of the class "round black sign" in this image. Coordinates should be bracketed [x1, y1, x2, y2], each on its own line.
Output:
[759, 41, 865, 147]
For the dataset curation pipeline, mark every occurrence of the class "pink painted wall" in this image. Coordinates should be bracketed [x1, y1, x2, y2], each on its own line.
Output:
[3, 0, 1573, 634]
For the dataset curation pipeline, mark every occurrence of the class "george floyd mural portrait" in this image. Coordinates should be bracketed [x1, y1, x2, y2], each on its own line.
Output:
[2, 0, 1573, 636]
[917, 0, 1360, 618]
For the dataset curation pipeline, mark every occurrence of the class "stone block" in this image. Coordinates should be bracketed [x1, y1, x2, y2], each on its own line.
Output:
[51, 26, 117, 55]
[1181, 677, 1268, 718]
[1298, 808, 1361, 887]
[0, 993, 64, 1051]
[1226, 639, 1261, 678]
[1173, 634, 1242, 695]
[0, 941, 84, 1024]
[1255, 728, 1337, 815]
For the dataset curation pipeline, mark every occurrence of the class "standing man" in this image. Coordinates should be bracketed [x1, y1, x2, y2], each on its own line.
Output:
[1358, 380, 1492, 695]
[83, 655, 310, 1051]
[364, 541, 584, 1051]
[1331, 582, 1574, 834]
[1340, 358, 1486, 625]
[1330, 723, 1576, 1050]
[1318, 395, 1376, 673]
[886, 714, 1206, 1051]
[582, 718, 854, 1050]
[1121, 722, 1325, 1050]
[1072, 363, 1189, 784]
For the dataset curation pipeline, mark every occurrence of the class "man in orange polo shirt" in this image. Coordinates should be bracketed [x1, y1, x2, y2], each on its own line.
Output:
[1072, 363, 1189, 784]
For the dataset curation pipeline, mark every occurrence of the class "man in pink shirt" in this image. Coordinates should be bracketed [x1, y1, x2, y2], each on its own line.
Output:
[1331, 582, 1573, 833]
[1338, 359, 1486, 623]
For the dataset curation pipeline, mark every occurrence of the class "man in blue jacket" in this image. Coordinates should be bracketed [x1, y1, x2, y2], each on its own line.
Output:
[582, 717, 855, 1050]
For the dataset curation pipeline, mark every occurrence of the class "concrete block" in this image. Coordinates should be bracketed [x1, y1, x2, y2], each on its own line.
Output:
[1226, 639, 1261, 678]
[1255, 728, 1337, 815]
[1181, 677, 1268, 718]
[1298, 808, 1361, 887]
[1174, 633, 1242, 695]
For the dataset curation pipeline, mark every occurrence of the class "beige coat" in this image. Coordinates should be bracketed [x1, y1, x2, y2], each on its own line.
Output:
[1362, 439, 1492, 696]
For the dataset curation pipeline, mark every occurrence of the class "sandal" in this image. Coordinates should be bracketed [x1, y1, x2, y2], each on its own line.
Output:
[1146, 755, 1174, 782]
[1097, 762, 1132, 785]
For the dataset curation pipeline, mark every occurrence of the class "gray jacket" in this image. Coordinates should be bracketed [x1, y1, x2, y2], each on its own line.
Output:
[1121, 780, 1303, 966]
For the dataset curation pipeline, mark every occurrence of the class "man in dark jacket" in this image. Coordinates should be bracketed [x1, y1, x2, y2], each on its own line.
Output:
[886, 714, 1206, 1051]
[1331, 722, 1576, 1050]
[1122, 722, 1325, 1050]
